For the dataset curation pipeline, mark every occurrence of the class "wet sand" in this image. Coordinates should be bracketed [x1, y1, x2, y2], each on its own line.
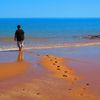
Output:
[0, 46, 100, 100]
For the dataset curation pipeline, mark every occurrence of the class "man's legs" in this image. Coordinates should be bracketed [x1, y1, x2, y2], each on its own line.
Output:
[17, 41, 24, 51]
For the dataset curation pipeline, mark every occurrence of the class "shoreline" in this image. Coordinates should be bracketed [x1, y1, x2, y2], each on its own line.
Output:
[0, 41, 100, 52]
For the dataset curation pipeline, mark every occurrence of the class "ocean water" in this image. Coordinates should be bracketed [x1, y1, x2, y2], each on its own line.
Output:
[0, 18, 100, 51]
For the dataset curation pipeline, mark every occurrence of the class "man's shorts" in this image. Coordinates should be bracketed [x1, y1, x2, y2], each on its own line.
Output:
[17, 41, 24, 48]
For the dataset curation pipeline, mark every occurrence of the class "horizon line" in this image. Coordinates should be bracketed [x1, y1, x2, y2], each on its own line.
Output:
[0, 17, 100, 19]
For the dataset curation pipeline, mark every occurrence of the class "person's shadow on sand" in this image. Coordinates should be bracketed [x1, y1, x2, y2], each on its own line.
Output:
[17, 51, 24, 62]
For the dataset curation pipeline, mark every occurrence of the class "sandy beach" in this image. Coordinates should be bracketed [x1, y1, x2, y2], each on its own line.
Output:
[0, 45, 100, 100]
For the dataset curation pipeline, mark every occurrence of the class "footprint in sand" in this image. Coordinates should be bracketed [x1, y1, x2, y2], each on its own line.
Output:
[67, 87, 99, 100]
[57, 66, 60, 68]
[64, 71, 68, 73]
[57, 68, 60, 70]
[46, 55, 49, 57]
[63, 74, 68, 77]
[68, 88, 72, 91]
[50, 59, 52, 61]
[57, 66, 61, 70]
[55, 61, 58, 63]
[36, 92, 40, 95]
[53, 63, 56, 65]
[86, 83, 90, 86]
[82, 87, 86, 90]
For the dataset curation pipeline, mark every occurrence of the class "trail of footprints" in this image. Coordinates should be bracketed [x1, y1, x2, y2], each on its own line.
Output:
[42, 54, 100, 100]
[43, 54, 79, 82]
[0, 83, 46, 100]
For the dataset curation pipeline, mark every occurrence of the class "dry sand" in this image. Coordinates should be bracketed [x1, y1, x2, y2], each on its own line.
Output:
[0, 48, 100, 100]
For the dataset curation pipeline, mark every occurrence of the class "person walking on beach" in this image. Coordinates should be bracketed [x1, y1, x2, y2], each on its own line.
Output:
[14, 25, 24, 51]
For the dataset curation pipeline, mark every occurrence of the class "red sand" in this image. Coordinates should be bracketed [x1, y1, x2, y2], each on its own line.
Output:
[0, 50, 100, 100]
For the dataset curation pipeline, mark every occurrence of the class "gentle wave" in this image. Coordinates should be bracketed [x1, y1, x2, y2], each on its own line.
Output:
[0, 42, 100, 52]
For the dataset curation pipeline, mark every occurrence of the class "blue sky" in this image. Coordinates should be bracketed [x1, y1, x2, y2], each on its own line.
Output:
[0, 0, 100, 18]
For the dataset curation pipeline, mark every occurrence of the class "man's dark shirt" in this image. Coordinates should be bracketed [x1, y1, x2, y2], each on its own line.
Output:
[15, 29, 24, 41]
